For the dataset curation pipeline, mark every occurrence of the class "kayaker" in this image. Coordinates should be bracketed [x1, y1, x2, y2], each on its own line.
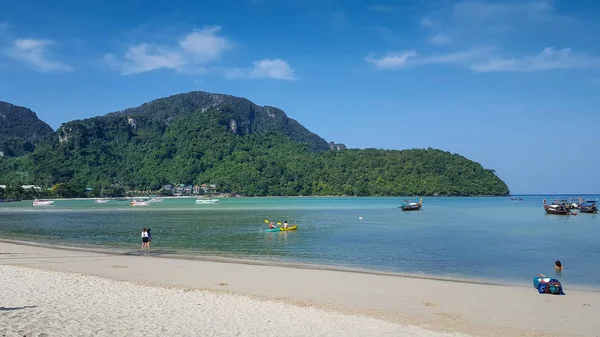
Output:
[269, 222, 276, 229]
[283, 221, 288, 229]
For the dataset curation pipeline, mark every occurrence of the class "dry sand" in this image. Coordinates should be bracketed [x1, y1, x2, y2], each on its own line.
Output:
[1, 240, 598, 337]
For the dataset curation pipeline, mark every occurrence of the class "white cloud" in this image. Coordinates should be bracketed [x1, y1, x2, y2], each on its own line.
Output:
[108, 26, 232, 75]
[178, 26, 233, 63]
[365, 51, 419, 70]
[225, 59, 297, 80]
[471, 47, 600, 72]
[112, 43, 187, 75]
[429, 33, 453, 45]
[368, 5, 394, 12]
[5, 38, 72, 72]
[251, 59, 296, 80]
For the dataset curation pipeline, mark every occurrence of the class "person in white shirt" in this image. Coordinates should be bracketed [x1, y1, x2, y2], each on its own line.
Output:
[141, 228, 149, 251]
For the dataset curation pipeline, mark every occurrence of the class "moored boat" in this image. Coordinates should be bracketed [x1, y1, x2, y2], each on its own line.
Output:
[579, 200, 598, 214]
[32, 199, 54, 206]
[543, 199, 575, 215]
[130, 199, 149, 206]
[94, 199, 110, 204]
[196, 198, 219, 204]
[148, 197, 163, 203]
[400, 198, 422, 211]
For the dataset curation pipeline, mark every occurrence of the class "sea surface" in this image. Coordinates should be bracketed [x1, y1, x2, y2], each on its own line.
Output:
[1, 196, 599, 288]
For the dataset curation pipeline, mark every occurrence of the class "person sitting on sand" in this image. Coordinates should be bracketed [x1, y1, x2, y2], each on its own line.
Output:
[283, 221, 288, 229]
[554, 260, 564, 271]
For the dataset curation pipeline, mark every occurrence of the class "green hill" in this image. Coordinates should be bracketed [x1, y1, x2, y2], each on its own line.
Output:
[0, 92, 509, 197]
[0, 101, 54, 157]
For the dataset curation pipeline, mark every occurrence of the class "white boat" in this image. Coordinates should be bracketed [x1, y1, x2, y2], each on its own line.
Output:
[148, 197, 163, 203]
[94, 199, 110, 204]
[195, 198, 219, 204]
[33, 199, 54, 206]
[130, 200, 149, 206]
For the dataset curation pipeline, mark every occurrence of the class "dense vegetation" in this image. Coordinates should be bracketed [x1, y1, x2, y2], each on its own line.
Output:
[0, 102, 510, 197]
[0, 101, 54, 157]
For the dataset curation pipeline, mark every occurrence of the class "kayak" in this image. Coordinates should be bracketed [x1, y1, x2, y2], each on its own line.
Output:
[280, 225, 298, 231]
[265, 225, 298, 232]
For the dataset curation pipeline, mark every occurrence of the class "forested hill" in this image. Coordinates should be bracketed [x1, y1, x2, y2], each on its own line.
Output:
[0, 101, 510, 196]
[102, 91, 331, 152]
[0, 101, 54, 157]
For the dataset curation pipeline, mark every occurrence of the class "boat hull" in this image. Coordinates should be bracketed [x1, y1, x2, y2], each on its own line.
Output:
[544, 207, 571, 215]
[401, 205, 422, 211]
[196, 199, 219, 204]
[580, 207, 598, 214]
[33, 199, 54, 206]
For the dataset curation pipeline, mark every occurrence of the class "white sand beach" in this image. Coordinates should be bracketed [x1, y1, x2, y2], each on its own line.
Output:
[1, 241, 598, 337]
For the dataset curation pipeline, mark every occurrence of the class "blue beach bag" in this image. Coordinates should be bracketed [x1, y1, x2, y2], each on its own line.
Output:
[533, 275, 565, 295]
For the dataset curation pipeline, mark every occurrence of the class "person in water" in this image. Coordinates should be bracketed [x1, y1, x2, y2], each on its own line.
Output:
[554, 260, 564, 271]
[283, 221, 288, 229]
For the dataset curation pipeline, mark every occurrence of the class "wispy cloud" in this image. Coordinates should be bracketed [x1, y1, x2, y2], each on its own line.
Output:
[420, 18, 433, 27]
[330, 11, 349, 30]
[429, 33, 453, 45]
[366, 47, 492, 70]
[366, 46, 600, 73]
[0, 21, 10, 31]
[471, 47, 600, 72]
[420, 0, 575, 44]
[5, 38, 73, 72]
[367, 5, 394, 12]
[451, 0, 553, 22]
[106, 26, 232, 75]
[225, 59, 297, 80]
[365, 51, 418, 70]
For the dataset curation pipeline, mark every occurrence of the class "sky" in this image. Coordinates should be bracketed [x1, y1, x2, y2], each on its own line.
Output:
[1, 0, 599, 194]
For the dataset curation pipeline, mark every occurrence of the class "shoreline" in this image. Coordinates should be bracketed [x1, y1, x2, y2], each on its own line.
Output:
[1, 240, 599, 336]
[2, 238, 600, 292]
[5, 195, 517, 202]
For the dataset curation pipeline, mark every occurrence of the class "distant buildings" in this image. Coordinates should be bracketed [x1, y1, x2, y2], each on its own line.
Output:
[0, 184, 42, 191]
[162, 183, 217, 195]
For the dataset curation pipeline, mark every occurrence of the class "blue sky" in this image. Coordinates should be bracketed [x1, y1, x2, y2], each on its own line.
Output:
[1, 0, 599, 194]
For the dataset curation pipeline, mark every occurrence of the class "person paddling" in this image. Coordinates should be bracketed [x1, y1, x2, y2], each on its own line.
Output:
[268, 222, 276, 229]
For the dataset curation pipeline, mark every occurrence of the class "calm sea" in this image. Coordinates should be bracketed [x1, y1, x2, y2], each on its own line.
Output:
[1, 196, 599, 288]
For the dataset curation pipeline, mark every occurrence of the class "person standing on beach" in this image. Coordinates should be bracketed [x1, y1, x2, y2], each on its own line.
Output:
[141, 228, 149, 251]
[147, 228, 152, 249]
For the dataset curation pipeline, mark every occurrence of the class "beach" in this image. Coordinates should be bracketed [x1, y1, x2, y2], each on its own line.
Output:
[0, 241, 598, 337]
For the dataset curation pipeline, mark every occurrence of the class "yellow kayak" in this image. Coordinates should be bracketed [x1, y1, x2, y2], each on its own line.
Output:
[279, 225, 298, 231]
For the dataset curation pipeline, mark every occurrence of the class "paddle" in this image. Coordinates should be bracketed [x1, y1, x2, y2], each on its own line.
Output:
[264, 220, 269, 223]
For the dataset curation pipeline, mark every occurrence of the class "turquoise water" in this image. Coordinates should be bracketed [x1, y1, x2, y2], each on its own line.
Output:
[1, 196, 599, 287]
